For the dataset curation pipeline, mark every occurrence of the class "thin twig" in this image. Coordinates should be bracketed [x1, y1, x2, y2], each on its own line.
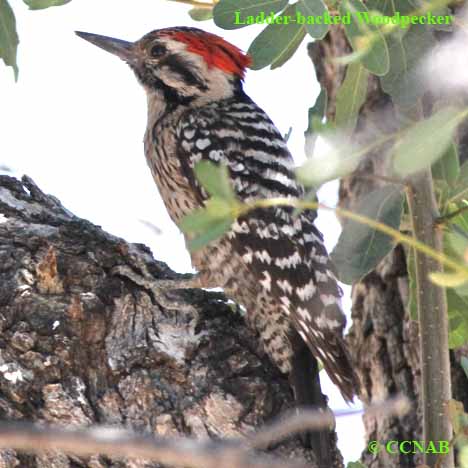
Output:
[340, 395, 410, 419]
[166, 0, 214, 8]
[0, 422, 307, 468]
[248, 409, 335, 450]
[0, 397, 411, 467]
[351, 171, 408, 187]
[248, 395, 410, 450]
[436, 204, 468, 225]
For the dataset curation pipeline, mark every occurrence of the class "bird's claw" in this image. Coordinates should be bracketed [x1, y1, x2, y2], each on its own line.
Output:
[111, 264, 199, 316]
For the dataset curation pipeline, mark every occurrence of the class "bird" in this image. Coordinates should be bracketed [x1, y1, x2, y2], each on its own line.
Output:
[76, 26, 358, 466]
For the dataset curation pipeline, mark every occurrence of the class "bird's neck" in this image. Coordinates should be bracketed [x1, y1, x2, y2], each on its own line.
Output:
[146, 90, 169, 128]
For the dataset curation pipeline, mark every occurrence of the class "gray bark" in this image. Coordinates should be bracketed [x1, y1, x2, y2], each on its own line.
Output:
[0, 174, 345, 467]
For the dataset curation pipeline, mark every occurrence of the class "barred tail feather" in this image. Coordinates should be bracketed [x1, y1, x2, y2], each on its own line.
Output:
[292, 288, 359, 403]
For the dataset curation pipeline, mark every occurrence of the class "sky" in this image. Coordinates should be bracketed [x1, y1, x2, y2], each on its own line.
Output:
[0, 0, 364, 461]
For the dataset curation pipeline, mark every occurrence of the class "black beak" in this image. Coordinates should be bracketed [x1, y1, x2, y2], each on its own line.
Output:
[75, 31, 135, 62]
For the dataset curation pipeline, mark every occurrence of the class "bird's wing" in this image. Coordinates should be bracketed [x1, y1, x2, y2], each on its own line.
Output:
[176, 98, 304, 202]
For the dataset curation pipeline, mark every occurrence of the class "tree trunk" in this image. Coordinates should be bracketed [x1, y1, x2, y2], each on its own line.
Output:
[308, 23, 468, 468]
[0, 174, 345, 467]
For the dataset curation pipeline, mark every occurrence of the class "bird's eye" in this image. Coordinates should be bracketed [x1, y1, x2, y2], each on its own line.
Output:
[150, 44, 166, 58]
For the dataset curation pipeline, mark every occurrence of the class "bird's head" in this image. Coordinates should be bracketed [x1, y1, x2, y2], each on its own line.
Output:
[76, 27, 252, 105]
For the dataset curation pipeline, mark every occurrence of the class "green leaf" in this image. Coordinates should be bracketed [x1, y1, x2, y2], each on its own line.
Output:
[446, 229, 468, 260]
[248, 4, 305, 70]
[23, 0, 71, 9]
[194, 161, 235, 201]
[335, 62, 368, 132]
[187, 217, 234, 251]
[334, 48, 368, 67]
[445, 223, 468, 298]
[460, 445, 468, 468]
[179, 198, 231, 231]
[449, 161, 468, 203]
[434, 179, 451, 211]
[393, 107, 465, 177]
[309, 116, 335, 134]
[331, 186, 404, 284]
[188, 7, 213, 21]
[271, 25, 306, 69]
[297, 0, 329, 39]
[179, 197, 235, 251]
[213, 0, 288, 30]
[179, 162, 239, 251]
[382, 25, 433, 107]
[367, 0, 435, 107]
[418, 0, 453, 32]
[448, 400, 468, 446]
[448, 290, 468, 348]
[448, 399, 467, 436]
[307, 88, 327, 130]
[340, 0, 390, 76]
[304, 88, 327, 157]
[456, 280, 468, 299]
[432, 142, 459, 188]
[0, 0, 18, 80]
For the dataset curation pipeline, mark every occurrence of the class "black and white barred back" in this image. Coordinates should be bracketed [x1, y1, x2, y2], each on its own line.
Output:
[175, 93, 357, 402]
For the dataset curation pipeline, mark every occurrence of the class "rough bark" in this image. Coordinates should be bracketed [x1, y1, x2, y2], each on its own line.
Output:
[309, 22, 468, 468]
[0, 174, 346, 467]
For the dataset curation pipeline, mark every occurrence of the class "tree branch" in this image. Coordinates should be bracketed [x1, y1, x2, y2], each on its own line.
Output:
[407, 172, 454, 468]
[0, 397, 409, 468]
[0, 422, 307, 468]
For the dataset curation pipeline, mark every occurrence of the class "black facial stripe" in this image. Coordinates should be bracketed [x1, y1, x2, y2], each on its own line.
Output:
[133, 64, 195, 106]
[160, 54, 208, 91]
